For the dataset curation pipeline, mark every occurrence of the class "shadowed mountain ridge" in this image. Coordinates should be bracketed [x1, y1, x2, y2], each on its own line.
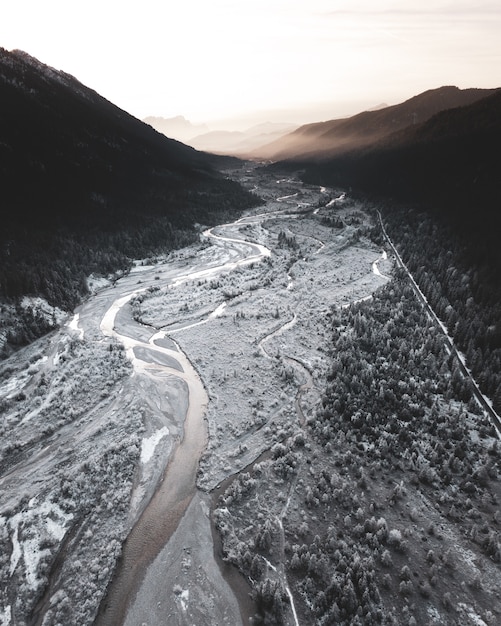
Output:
[0, 48, 258, 351]
[253, 86, 497, 161]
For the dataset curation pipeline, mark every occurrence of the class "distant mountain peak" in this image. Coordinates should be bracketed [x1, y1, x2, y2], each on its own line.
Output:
[366, 103, 388, 112]
[143, 115, 210, 143]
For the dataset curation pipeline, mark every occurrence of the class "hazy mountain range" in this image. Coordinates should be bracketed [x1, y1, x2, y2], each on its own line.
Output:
[142, 115, 210, 145]
[272, 87, 501, 225]
[144, 116, 298, 155]
[252, 86, 498, 161]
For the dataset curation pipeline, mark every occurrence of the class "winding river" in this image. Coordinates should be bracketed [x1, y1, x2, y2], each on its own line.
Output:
[92, 221, 272, 625]
[91, 178, 341, 624]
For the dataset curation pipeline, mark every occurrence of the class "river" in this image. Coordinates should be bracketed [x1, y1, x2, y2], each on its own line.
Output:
[92, 175, 362, 625]
[91, 219, 272, 625]
[1, 170, 391, 626]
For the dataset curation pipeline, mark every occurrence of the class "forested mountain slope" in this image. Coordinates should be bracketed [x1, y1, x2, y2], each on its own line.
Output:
[0, 48, 257, 352]
[298, 89, 501, 221]
[253, 86, 496, 161]
[275, 89, 501, 415]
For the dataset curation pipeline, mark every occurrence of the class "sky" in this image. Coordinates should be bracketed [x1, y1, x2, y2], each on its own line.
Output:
[1, 0, 500, 129]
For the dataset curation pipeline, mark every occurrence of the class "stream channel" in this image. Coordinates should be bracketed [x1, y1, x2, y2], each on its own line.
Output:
[88, 169, 332, 625]
[92, 212, 278, 624]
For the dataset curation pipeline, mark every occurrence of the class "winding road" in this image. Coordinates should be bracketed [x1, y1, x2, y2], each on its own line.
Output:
[377, 211, 501, 437]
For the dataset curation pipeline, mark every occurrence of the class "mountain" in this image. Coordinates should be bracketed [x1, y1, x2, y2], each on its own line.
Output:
[253, 86, 497, 161]
[297, 89, 501, 221]
[142, 115, 209, 144]
[189, 130, 246, 153]
[273, 87, 501, 426]
[0, 48, 258, 351]
[143, 114, 297, 156]
[187, 121, 298, 155]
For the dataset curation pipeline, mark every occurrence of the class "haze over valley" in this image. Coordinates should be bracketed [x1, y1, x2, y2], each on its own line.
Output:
[1, 3, 501, 624]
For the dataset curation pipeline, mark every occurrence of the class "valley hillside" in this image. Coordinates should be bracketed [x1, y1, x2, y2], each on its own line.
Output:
[0, 50, 500, 626]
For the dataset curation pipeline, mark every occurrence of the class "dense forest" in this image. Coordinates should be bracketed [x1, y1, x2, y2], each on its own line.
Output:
[267, 87, 501, 421]
[215, 273, 500, 625]
[254, 86, 496, 162]
[376, 205, 501, 415]
[0, 48, 259, 353]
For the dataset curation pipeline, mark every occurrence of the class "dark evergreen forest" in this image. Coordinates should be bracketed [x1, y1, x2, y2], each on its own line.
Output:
[0, 48, 259, 352]
[269, 89, 501, 417]
[216, 275, 500, 626]
[378, 206, 501, 415]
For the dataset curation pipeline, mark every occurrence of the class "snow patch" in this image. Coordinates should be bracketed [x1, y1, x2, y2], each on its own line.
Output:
[6, 498, 73, 590]
[180, 589, 189, 611]
[0, 605, 11, 626]
[140, 427, 170, 464]
[67, 313, 84, 339]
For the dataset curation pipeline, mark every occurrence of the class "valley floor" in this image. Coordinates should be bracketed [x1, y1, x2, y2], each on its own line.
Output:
[0, 164, 499, 626]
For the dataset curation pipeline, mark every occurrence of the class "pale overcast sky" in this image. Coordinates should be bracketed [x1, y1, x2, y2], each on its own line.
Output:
[1, 0, 500, 127]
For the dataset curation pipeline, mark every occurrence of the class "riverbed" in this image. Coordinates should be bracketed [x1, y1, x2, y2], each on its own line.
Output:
[107, 165, 390, 624]
[0, 164, 391, 625]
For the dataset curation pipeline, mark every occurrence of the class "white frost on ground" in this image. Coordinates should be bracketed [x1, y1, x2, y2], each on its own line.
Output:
[458, 604, 488, 626]
[0, 374, 23, 400]
[0, 353, 49, 401]
[426, 606, 442, 624]
[67, 313, 84, 340]
[140, 427, 170, 464]
[180, 589, 189, 611]
[86, 273, 113, 292]
[20, 296, 66, 325]
[5, 498, 73, 591]
[0, 605, 11, 626]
